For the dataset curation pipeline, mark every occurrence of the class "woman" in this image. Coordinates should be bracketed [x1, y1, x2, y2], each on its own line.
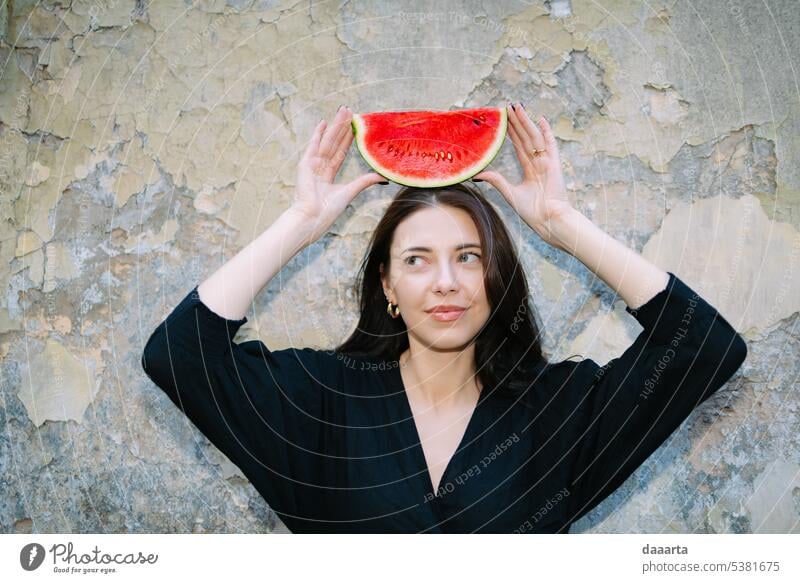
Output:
[141, 103, 747, 533]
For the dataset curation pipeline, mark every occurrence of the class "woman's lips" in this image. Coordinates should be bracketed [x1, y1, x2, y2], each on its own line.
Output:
[429, 309, 467, 322]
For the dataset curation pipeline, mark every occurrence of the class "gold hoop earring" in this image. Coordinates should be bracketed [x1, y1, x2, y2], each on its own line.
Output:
[386, 300, 401, 319]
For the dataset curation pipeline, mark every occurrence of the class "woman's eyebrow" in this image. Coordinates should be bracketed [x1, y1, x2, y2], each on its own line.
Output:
[401, 243, 481, 253]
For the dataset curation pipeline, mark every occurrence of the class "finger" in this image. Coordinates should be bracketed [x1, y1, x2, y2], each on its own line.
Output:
[515, 103, 547, 152]
[303, 119, 327, 161]
[330, 110, 355, 168]
[505, 103, 522, 144]
[319, 106, 350, 158]
[330, 137, 353, 181]
[538, 115, 559, 155]
[507, 122, 534, 177]
[320, 117, 357, 183]
[508, 107, 537, 160]
[472, 170, 526, 215]
[334, 106, 354, 147]
[342, 172, 388, 199]
[472, 170, 515, 204]
[326, 106, 353, 161]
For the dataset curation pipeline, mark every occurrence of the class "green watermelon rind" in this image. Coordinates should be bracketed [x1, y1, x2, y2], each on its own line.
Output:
[351, 108, 507, 188]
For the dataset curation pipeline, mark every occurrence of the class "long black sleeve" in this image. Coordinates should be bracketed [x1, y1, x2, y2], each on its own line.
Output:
[140, 286, 333, 532]
[563, 272, 747, 525]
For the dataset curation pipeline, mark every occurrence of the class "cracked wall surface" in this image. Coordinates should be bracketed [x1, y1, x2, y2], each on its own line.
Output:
[1, 0, 798, 534]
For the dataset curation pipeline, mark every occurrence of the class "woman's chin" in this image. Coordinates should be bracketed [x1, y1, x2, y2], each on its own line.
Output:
[419, 333, 478, 352]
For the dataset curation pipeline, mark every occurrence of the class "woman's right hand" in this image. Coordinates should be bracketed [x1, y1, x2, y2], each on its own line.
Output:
[472, 104, 576, 250]
[290, 105, 387, 243]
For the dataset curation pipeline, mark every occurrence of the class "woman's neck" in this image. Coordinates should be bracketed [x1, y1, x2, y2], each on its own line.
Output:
[399, 344, 481, 409]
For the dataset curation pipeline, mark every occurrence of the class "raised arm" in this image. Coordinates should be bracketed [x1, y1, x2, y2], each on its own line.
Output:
[475, 103, 747, 527]
[543, 208, 669, 309]
[197, 207, 314, 321]
[140, 106, 385, 531]
[198, 105, 386, 321]
[472, 102, 669, 309]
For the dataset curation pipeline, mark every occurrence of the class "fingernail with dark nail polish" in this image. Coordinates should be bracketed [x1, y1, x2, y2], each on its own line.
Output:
[471, 178, 484, 182]
[379, 181, 389, 185]
[510, 103, 515, 111]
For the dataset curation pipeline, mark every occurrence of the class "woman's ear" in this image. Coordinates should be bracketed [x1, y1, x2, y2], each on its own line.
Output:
[379, 262, 390, 298]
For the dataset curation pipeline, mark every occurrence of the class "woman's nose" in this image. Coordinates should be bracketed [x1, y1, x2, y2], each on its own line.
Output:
[432, 261, 460, 293]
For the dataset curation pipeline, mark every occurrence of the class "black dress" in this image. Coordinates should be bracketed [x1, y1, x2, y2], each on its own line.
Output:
[141, 272, 747, 533]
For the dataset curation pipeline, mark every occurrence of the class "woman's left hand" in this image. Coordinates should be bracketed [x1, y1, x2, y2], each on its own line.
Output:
[472, 103, 575, 248]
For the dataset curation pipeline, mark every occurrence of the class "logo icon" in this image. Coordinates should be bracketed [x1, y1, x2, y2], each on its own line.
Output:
[20, 543, 46, 571]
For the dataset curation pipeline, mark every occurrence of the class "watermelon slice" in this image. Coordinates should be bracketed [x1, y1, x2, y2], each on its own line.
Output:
[351, 107, 507, 188]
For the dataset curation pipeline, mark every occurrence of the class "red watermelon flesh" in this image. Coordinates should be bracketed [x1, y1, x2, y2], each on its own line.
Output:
[351, 107, 507, 188]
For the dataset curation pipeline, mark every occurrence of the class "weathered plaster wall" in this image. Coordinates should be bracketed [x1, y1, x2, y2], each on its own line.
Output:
[1, 0, 798, 533]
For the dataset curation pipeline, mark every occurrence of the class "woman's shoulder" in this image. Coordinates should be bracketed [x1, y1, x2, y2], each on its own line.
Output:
[522, 356, 602, 404]
[231, 341, 347, 380]
[534, 355, 597, 377]
[236, 343, 394, 393]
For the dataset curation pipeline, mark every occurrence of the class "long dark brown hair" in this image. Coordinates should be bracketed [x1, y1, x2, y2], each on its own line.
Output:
[334, 182, 553, 400]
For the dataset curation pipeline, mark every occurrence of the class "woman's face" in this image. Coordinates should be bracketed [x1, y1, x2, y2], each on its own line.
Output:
[380, 205, 490, 351]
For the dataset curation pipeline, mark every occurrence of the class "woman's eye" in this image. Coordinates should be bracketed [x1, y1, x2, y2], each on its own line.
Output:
[404, 253, 480, 266]
[460, 252, 481, 263]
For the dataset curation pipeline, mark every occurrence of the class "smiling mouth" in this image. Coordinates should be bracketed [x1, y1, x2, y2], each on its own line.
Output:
[425, 306, 468, 314]
[428, 309, 467, 321]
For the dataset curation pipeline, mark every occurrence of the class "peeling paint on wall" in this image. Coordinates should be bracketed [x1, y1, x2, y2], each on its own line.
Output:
[1, 0, 797, 534]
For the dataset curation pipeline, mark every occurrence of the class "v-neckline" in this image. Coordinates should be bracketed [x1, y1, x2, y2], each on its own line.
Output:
[391, 363, 488, 501]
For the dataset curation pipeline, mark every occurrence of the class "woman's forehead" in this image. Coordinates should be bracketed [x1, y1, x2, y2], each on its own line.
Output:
[392, 207, 480, 249]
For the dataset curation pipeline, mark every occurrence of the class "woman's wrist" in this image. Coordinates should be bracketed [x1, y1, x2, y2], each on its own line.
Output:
[536, 206, 587, 255]
[538, 206, 670, 309]
[282, 205, 322, 250]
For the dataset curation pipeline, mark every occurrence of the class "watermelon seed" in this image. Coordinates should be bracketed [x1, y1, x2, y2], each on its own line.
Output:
[434, 152, 439, 160]
[447, 152, 453, 161]
[473, 119, 480, 125]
